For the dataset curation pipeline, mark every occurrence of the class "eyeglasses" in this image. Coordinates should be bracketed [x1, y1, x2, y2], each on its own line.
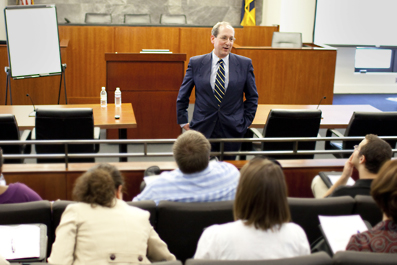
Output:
[217, 36, 236, 42]
[354, 145, 359, 151]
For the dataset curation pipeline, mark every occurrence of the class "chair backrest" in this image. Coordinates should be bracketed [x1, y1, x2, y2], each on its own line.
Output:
[124, 14, 151, 24]
[35, 108, 95, 163]
[127, 201, 157, 228]
[333, 251, 397, 265]
[343, 112, 397, 152]
[288, 196, 355, 244]
[156, 200, 234, 262]
[186, 252, 332, 265]
[160, 14, 187, 24]
[51, 200, 158, 249]
[0, 200, 53, 257]
[262, 109, 322, 159]
[353, 195, 382, 227]
[85, 13, 112, 24]
[153, 262, 183, 265]
[0, 114, 23, 163]
[272, 32, 302, 48]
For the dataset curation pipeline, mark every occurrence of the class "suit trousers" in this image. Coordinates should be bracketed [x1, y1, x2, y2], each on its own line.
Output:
[209, 120, 241, 160]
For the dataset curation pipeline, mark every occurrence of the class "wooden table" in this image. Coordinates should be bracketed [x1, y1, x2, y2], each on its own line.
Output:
[0, 103, 136, 130]
[0, 103, 136, 162]
[251, 104, 381, 129]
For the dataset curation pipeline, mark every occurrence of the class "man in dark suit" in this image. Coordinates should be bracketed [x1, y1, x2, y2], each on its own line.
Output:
[176, 21, 258, 158]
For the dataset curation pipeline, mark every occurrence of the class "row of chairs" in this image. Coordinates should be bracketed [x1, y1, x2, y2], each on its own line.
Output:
[240, 110, 397, 160]
[0, 196, 382, 262]
[2, 109, 396, 163]
[84, 13, 187, 25]
[0, 108, 99, 164]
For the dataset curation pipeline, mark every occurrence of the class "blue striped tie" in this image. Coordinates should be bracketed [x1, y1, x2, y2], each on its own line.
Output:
[214, 59, 225, 107]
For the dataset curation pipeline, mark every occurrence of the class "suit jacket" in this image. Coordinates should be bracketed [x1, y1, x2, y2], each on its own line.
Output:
[177, 52, 258, 138]
[48, 199, 175, 265]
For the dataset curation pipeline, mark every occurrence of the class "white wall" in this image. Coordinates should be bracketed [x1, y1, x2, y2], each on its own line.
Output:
[261, 0, 397, 94]
[333, 47, 397, 93]
[261, 0, 315, 43]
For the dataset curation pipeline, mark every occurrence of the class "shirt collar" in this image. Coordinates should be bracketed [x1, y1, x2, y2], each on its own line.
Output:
[212, 51, 229, 67]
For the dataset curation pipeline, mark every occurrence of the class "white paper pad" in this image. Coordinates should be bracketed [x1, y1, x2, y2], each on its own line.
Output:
[319, 215, 368, 254]
[328, 174, 355, 186]
[0, 225, 40, 260]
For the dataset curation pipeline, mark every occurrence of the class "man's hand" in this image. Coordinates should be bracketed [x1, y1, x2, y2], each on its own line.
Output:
[340, 154, 354, 182]
[183, 123, 190, 131]
[322, 154, 354, 198]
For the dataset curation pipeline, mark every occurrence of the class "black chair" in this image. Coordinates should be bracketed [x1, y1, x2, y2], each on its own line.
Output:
[333, 251, 397, 265]
[186, 252, 332, 265]
[156, 200, 234, 263]
[0, 200, 53, 258]
[241, 109, 322, 160]
[127, 201, 157, 228]
[325, 112, 397, 158]
[34, 108, 100, 163]
[0, 114, 31, 163]
[288, 196, 355, 245]
[352, 195, 382, 227]
[153, 262, 182, 265]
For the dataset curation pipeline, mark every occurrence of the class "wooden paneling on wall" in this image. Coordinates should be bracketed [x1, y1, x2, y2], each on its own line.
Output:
[3, 159, 345, 201]
[0, 25, 278, 105]
[58, 26, 115, 103]
[114, 27, 181, 53]
[0, 41, 69, 105]
[232, 45, 337, 104]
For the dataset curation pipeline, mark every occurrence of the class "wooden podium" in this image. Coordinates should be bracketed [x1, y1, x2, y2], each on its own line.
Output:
[105, 53, 186, 139]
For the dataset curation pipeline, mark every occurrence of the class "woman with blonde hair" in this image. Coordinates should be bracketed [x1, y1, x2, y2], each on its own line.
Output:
[346, 159, 397, 253]
[194, 158, 310, 260]
[48, 163, 175, 265]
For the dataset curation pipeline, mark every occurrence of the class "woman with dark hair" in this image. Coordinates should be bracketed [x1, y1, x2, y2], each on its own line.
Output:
[346, 159, 397, 253]
[48, 163, 175, 265]
[194, 158, 310, 260]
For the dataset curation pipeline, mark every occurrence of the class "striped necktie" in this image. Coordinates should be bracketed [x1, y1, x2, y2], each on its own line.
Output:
[214, 59, 225, 107]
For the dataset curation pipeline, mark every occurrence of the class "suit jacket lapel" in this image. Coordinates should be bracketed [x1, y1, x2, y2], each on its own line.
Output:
[225, 53, 240, 100]
[199, 53, 219, 107]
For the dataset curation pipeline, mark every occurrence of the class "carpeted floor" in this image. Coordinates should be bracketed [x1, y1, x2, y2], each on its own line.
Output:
[333, 94, 397, 112]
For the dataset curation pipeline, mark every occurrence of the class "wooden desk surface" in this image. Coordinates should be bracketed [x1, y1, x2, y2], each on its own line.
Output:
[0, 103, 137, 130]
[252, 104, 381, 129]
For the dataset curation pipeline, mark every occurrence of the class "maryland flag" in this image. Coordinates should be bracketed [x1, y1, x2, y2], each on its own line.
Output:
[18, 0, 34, 5]
[240, 0, 255, 26]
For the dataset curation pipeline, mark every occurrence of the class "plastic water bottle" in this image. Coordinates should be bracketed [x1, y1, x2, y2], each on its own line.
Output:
[100, 87, 107, 107]
[0, 174, 6, 186]
[115, 87, 122, 107]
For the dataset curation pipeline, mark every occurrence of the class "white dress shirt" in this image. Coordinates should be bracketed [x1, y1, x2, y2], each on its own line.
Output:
[210, 51, 230, 91]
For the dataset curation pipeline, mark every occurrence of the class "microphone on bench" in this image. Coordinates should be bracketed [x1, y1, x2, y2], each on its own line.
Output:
[26, 94, 37, 117]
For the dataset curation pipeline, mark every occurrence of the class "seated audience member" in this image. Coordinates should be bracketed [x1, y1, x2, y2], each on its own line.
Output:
[312, 134, 392, 198]
[194, 158, 310, 260]
[346, 159, 397, 253]
[133, 130, 239, 205]
[48, 163, 175, 265]
[0, 148, 42, 204]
